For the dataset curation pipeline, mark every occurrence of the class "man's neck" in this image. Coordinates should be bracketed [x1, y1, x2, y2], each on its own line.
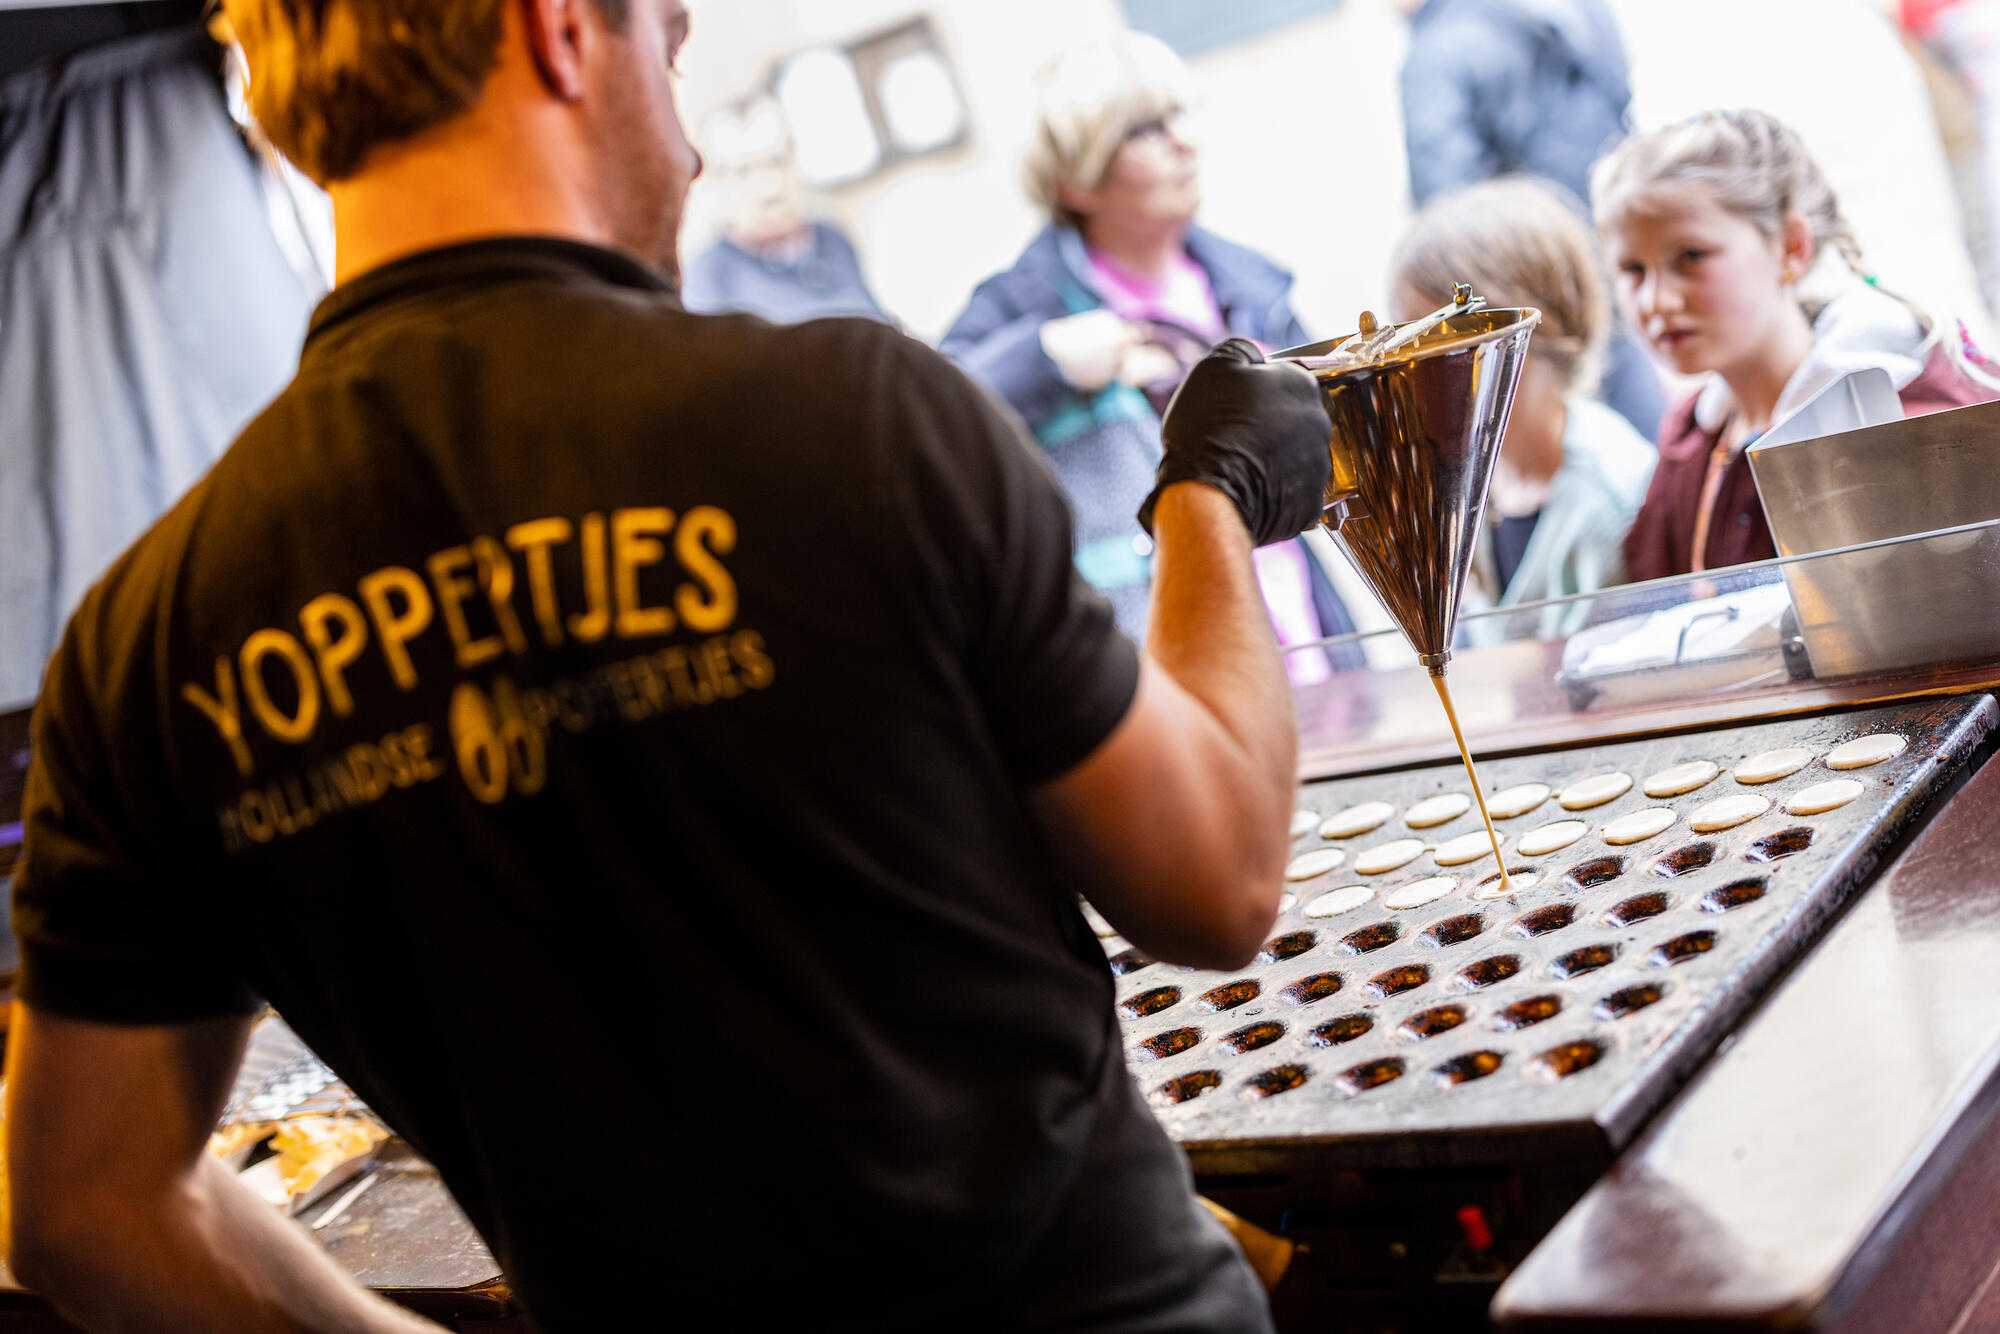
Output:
[329, 105, 614, 286]
[1079, 216, 1190, 280]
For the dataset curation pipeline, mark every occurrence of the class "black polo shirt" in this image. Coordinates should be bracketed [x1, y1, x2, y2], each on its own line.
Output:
[13, 239, 1268, 1330]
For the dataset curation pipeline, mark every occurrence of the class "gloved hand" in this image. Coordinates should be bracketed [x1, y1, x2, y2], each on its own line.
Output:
[1137, 338, 1333, 546]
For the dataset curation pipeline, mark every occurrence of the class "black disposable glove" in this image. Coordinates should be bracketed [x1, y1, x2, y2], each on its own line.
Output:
[1136, 338, 1333, 546]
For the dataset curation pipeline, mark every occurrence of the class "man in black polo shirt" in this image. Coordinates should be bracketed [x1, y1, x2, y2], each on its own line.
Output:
[4, 2, 1333, 1330]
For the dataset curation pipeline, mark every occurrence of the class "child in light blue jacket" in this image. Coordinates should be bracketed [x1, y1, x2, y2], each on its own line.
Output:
[1389, 176, 1656, 611]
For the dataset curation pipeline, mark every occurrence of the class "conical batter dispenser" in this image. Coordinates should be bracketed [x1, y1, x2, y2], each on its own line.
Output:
[1278, 289, 1540, 890]
[1277, 291, 1541, 675]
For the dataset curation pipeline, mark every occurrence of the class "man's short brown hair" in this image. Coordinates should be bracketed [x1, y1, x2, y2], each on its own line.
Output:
[221, 0, 628, 185]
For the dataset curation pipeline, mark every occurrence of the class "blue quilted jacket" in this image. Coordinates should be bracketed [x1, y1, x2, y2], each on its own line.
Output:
[940, 224, 1353, 646]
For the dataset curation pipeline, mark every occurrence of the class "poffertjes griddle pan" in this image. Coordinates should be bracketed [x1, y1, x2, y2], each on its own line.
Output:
[1106, 695, 1995, 1172]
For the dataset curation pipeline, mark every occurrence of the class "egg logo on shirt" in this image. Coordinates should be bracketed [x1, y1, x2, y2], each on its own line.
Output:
[449, 676, 545, 804]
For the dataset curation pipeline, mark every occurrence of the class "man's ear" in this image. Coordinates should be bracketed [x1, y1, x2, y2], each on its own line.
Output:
[521, 0, 590, 101]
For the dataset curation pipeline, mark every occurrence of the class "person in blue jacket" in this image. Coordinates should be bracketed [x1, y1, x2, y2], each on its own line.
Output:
[681, 96, 891, 326]
[941, 31, 1354, 675]
[1397, 0, 1665, 440]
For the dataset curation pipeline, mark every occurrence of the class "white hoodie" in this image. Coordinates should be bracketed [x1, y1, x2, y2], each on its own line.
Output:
[1692, 283, 1939, 434]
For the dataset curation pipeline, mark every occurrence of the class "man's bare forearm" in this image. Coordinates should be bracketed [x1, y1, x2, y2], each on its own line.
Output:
[1146, 481, 1298, 870]
[1147, 481, 1298, 793]
[20, 1154, 441, 1334]
[1029, 340, 1323, 964]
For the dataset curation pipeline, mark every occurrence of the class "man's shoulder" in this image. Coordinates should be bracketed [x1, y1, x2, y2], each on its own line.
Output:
[50, 464, 221, 721]
[698, 310, 935, 413]
[320, 267, 911, 414]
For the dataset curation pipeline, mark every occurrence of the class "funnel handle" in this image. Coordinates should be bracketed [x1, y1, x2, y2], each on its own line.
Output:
[1320, 492, 1369, 531]
[1380, 283, 1486, 358]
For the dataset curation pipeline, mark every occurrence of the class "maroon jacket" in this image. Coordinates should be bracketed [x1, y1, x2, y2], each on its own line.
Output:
[1623, 342, 1998, 581]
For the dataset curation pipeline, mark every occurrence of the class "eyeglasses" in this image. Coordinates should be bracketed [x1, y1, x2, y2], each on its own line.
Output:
[1122, 110, 1186, 144]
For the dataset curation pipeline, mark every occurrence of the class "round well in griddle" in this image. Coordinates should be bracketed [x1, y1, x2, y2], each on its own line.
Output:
[1701, 878, 1768, 913]
[1480, 860, 1536, 892]
[1279, 972, 1344, 1006]
[1746, 827, 1815, 862]
[1107, 947, 1154, 976]
[1454, 954, 1523, 989]
[1150, 1070, 1223, 1106]
[1433, 1050, 1504, 1085]
[1117, 694, 1985, 1173]
[1221, 1021, 1286, 1055]
[1651, 842, 1718, 877]
[1419, 913, 1486, 948]
[1562, 857, 1626, 890]
[1550, 943, 1617, 979]
[1241, 1064, 1310, 1099]
[1121, 986, 1180, 1019]
[1256, 930, 1318, 964]
[1367, 964, 1431, 997]
[1603, 891, 1675, 928]
[1135, 1026, 1203, 1061]
[1309, 1013, 1375, 1045]
[1509, 903, 1575, 938]
[1197, 980, 1262, 1012]
[1493, 994, 1563, 1030]
[1651, 930, 1718, 966]
[1398, 1003, 1468, 1040]
[1594, 982, 1667, 1020]
[1335, 1057, 1406, 1096]
[1527, 1039, 1605, 1081]
[1339, 921, 1402, 953]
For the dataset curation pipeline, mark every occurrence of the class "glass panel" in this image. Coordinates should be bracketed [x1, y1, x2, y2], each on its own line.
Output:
[1287, 519, 2000, 774]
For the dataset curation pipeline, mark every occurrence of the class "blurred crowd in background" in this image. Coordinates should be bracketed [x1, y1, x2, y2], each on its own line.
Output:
[673, 0, 2000, 342]
[668, 0, 2000, 663]
[7, 0, 2000, 706]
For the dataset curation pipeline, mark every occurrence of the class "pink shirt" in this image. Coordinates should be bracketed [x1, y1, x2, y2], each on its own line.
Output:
[1253, 541, 1332, 685]
[1089, 244, 1329, 682]
[1084, 246, 1226, 343]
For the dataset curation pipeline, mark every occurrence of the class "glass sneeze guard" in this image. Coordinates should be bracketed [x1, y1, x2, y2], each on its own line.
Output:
[1287, 518, 2000, 778]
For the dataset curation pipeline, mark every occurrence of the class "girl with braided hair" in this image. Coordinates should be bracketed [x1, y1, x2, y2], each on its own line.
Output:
[1595, 108, 1999, 580]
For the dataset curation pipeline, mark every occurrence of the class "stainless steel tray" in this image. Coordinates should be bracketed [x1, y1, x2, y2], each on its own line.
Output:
[1749, 399, 2000, 676]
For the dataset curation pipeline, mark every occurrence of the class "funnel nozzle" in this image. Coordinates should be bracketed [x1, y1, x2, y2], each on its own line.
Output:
[1420, 652, 1452, 677]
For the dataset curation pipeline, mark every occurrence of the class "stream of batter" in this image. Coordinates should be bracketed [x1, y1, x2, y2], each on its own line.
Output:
[1429, 672, 1510, 894]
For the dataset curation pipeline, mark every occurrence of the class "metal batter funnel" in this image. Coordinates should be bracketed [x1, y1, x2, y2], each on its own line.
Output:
[1275, 293, 1540, 675]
